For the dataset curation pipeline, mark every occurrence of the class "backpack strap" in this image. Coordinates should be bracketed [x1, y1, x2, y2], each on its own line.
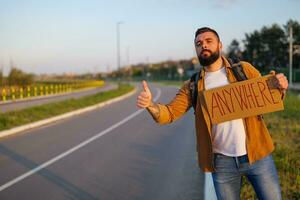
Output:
[189, 71, 201, 111]
[227, 58, 263, 121]
[227, 57, 248, 81]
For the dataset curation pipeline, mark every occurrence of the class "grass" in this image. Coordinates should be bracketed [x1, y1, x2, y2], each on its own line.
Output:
[241, 91, 300, 199]
[0, 84, 134, 131]
[153, 80, 184, 87]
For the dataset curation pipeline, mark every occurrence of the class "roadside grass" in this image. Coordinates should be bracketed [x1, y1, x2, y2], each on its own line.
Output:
[241, 91, 300, 199]
[153, 80, 184, 87]
[0, 84, 134, 132]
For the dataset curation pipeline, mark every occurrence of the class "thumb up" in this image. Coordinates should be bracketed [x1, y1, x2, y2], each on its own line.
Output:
[137, 80, 153, 108]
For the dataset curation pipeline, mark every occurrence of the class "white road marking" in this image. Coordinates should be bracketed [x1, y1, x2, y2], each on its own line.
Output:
[0, 87, 161, 192]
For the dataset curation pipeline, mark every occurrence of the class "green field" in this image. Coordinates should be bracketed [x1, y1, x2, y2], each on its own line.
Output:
[0, 84, 134, 131]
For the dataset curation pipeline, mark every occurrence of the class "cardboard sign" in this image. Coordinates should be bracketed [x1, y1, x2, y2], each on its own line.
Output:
[203, 75, 284, 124]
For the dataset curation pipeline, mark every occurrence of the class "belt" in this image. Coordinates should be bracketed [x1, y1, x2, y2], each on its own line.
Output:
[214, 153, 249, 164]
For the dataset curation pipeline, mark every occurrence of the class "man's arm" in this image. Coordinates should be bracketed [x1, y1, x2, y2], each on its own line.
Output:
[146, 101, 160, 119]
[136, 80, 192, 124]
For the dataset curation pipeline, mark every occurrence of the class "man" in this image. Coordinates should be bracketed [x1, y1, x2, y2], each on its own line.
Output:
[136, 27, 288, 199]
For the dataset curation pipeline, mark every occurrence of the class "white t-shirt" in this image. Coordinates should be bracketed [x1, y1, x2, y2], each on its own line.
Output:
[204, 66, 247, 156]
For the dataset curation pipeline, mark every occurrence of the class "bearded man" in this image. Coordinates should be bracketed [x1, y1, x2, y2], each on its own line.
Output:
[136, 27, 288, 200]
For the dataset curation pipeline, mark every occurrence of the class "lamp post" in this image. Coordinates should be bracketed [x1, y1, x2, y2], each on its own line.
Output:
[289, 26, 293, 86]
[116, 21, 124, 78]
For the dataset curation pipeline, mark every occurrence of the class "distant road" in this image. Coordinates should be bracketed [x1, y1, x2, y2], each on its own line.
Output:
[0, 83, 117, 113]
[290, 83, 300, 91]
[0, 83, 210, 200]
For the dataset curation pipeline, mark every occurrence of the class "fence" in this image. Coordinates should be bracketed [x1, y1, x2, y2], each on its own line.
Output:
[0, 80, 104, 102]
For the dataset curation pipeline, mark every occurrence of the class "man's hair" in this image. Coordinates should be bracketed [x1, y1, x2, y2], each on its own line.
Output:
[195, 27, 220, 41]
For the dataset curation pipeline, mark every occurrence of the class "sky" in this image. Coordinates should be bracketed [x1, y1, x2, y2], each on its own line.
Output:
[0, 0, 299, 75]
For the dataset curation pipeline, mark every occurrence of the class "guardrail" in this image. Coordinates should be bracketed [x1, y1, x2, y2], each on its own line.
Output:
[0, 80, 104, 102]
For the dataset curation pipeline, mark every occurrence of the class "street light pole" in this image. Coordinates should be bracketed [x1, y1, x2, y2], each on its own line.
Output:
[289, 26, 293, 86]
[116, 21, 124, 74]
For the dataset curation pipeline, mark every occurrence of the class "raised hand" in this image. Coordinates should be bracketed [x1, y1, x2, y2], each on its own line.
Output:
[269, 70, 288, 91]
[137, 81, 153, 108]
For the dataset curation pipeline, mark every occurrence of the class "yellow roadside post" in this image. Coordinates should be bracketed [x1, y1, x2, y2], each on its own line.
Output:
[34, 86, 37, 96]
[40, 85, 43, 96]
[50, 85, 53, 94]
[20, 87, 24, 99]
[2, 88, 6, 101]
[11, 87, 15, 100]
[45, 85, 48, 95]
[27, 86, 31, 98]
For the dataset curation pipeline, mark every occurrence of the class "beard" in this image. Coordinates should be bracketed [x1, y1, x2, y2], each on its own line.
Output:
[198, 49, 220, 66]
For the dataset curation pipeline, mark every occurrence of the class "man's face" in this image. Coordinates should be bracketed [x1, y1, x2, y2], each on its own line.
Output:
[194, 31, 222, 66]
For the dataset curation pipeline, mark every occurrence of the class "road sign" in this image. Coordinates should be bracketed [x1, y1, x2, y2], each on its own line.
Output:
[294, 45, 300, 55]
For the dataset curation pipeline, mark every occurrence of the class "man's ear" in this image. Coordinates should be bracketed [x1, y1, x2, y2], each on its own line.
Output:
[219, 41, 223, 51]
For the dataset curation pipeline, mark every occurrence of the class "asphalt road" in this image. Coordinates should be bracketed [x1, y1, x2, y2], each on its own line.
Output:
[0, 83, 117, 113]
[0, 83, 211, 200]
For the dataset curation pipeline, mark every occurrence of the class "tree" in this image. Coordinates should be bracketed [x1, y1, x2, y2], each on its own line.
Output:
[260, 24, 287, 71]
[242, 24, 286, 72]
[227, 39, 242, 59]
[8, 67, 34, 86]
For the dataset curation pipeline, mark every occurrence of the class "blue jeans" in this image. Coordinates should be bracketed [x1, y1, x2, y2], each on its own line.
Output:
[212, 153, 281, 200]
